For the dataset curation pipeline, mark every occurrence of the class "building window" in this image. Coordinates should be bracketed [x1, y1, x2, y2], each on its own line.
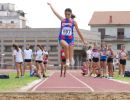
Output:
[15, 40, 24, 42]
[117, 44, 123, 50]
[117, 28, 124, 39]
[4, 59, 12, 62]
[11, 21, 14, 24]
[37, 40, 46, 42]
[50, 45, 57, 52]
[98, 28, 105, 39]
[49, 40, 57, 42]
[26, 40, 35, 42]
[0, 21, 2, 24]
[4, 40, 12, 42]
[4, 54, 12, 57]
[4, 45, 12, 52]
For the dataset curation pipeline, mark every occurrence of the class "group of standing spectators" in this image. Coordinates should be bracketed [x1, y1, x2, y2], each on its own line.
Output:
[12, 44, 48, 78]
[82, 42, 128, 79]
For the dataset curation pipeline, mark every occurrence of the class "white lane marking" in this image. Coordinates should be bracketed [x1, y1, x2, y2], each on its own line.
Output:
[109, 79, 129, 84]
[20, 79, 42, 92]
[42, 87, 89, 89]
[68, 72, 94, 92]
[31, 72, 55, 92]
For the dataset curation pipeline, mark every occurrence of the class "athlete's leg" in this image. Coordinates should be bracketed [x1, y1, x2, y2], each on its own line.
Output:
[60, 62, 63, 77]
[15, 63, 20, 77]
[23, 62, 27, 76]
[122, 65, 125, 77]
[103, 61, 107, 76]
[64, 65, 67, 77]
[69, 45, 74, 66]
[19, 63, 23, 76]
[60, 40, 69, 65]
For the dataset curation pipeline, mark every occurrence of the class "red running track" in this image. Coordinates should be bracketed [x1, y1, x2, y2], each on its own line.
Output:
[30, 70, 130, 92]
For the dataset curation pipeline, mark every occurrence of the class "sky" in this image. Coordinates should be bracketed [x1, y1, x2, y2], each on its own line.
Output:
[0, 0, 130, 30]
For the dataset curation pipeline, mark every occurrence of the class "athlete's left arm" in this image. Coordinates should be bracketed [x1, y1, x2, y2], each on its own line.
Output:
[74, 21, 87, 45]
[125, 51, 128, 59]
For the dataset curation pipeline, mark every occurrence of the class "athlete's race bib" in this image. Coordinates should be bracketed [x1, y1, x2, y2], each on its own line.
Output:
[62, 27, 72, 36]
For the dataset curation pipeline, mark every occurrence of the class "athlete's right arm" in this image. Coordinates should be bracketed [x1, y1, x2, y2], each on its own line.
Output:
[47, 3, 64, 21]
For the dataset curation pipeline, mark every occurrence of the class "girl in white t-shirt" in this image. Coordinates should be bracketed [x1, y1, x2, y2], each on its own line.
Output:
[23, 44, 33, 77]
[12, 44, 23, 78]
[35, 45, 46, 78]
[86, 46, 92, 74]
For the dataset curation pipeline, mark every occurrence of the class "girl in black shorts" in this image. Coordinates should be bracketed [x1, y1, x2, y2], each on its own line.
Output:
[35, 45, 46, 78]
[90, 43, 100, 77]
[107, 44, 114, 79]
[119, 45, 128, 77]
[23, 44, 33, 77]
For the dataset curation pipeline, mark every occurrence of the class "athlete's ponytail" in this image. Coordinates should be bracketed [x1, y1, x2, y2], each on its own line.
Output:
[71, 14, 76, 19]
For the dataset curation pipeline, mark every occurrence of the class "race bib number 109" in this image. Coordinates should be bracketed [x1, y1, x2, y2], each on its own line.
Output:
[62, 27, 72, 36]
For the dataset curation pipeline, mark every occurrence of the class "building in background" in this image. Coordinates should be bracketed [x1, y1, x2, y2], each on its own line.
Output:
[0, 28, 100, 69]
[0, 3, 101, 69]
[89, 11, 130, 56]
[0, 3, 27, 28]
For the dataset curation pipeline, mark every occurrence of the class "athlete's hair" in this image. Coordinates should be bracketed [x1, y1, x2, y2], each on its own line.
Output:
[12, 44, 19, 52]
[37, 45, 43, 51]
[65, 8, 76, 19]
[88, 46, 92, 50]
[26, 44, 31, 49]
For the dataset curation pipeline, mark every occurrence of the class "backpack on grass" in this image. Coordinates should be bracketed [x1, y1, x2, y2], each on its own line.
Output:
[0, 74, 9, 79]
[124, 71, 130, 77]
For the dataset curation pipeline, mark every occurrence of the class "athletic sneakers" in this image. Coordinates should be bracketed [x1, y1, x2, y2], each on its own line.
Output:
[65, 59, 70, 66]
[70, 58, 75, 66]
[108, 77, 113, 79]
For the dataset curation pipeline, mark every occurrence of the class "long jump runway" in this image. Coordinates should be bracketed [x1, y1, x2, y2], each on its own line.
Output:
[30, 70, 130, 92]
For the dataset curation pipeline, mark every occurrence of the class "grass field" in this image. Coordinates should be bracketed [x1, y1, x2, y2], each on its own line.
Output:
[0, 72, 39, 91]
[114, 70, 130, 83]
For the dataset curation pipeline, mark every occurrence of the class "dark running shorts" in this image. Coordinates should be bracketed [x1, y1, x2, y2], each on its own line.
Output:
[24, 59, 31, 62]
[100, 59, 107, 62]
[120, 59, 126, 65]
[35, 60, 42, 64]
[107, 58, 113, 63]
[43, 62, 47, 64]
[92, 57, 99, 62]
[89, 59, 92, 62]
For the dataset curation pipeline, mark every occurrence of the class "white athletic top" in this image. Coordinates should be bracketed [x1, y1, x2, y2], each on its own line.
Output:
[13, 48, 23, 63]
[24, 49, 33, 60]
[35, 50, 43, 61]
[119, 50, 127, 59]
[87, 50, 92, 59]
[92, 49, 100, 58]
[43, 50, 48, 55]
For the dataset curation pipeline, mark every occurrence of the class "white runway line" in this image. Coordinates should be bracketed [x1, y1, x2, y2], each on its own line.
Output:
[68, 72, 94, 92]
[42, 87, 89, 89]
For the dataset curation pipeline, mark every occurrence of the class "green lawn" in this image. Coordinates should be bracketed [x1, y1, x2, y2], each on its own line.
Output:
[0, 72, 39, 91]
[114, 71, 130, 83]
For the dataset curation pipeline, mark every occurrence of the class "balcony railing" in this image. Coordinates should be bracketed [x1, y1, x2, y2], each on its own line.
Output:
[102, 35, 130, 41]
